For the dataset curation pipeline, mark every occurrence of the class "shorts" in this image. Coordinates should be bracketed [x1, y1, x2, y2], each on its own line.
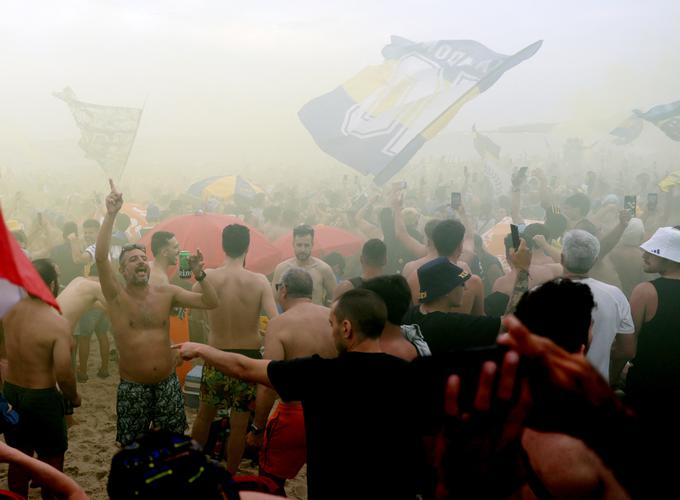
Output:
[3, 382, 67, 457]
[199, 349, 261, 412]
[116, 373, 187, 446]
[75, 309, 109, 337]
[259, 402, 306, 479]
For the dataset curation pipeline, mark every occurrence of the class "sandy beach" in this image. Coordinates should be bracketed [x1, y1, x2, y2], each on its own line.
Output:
[0, 340, 307, 499]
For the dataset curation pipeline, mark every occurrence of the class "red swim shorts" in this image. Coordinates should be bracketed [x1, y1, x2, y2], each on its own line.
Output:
[259, 401, 306, 479]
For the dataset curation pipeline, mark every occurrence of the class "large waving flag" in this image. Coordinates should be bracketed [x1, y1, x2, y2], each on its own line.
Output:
[610, 115, 644, 145]
[0, 210, 60, 318]
[634, 100, 680, 141]
[54, 87, 143, 180]
[299, 37, 542, 184]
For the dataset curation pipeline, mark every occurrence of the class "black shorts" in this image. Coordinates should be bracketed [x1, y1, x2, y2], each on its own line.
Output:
[3, 382, 67, 457]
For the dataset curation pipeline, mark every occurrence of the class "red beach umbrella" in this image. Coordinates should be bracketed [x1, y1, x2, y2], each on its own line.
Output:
[140, 213, 281, 275]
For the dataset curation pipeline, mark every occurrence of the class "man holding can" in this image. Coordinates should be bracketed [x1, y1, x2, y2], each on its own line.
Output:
[96, 180, 219, 446]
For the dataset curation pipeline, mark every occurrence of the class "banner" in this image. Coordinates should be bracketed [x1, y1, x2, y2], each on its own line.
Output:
[634, 100, 680, 141]
[610, 115, 643, 145]
[54, 87, 142, 179]
[299, 37, 542, 184]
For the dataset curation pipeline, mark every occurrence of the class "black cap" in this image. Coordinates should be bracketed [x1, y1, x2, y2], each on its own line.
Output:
[417, 257, 470, 303]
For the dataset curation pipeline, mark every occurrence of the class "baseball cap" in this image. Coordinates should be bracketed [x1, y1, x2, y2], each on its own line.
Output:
[417, 257, 471, 303]
[640, 227, 680, 263]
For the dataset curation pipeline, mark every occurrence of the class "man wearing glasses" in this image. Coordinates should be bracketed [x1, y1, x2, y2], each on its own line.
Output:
[96, 180, 219, 446]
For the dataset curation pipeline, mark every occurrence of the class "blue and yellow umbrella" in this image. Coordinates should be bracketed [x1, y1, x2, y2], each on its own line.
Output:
[187, 175, 264, 202]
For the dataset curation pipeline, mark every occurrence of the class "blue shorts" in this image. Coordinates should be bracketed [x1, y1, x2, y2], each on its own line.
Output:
[75, 309, 109, 337]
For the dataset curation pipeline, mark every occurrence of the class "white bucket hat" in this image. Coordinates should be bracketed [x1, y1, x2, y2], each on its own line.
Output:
[640, 227, 680, 263]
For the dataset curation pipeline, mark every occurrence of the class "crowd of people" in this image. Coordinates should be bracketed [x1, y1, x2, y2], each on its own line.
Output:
[0, 152, 679, 499]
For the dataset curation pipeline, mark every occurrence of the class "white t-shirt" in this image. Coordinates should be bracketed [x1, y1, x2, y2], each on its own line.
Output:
[576, 277, 635, 381]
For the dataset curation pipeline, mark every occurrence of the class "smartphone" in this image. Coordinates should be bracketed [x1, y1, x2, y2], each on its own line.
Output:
[451, 192, 462, 210]
[510, 223, 521, 250]
[647, 193, 658, 213]
[624, 195, 637, 217]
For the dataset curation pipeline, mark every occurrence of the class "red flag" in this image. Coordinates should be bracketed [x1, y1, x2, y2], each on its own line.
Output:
[0, 209, 60, 318]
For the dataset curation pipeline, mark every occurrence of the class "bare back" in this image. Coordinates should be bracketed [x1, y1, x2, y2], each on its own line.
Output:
[268, 302, 337, 361]
[57, 277, 105, 331]
[520, 430, 629, 499]
[202, 266, 273, 350]
[2, 298, 67, 389]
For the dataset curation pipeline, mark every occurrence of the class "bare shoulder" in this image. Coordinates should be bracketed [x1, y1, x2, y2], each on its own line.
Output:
[631, 281, 656, 301]
[312, 257, 333, 272]
[275, 259, 296, 272]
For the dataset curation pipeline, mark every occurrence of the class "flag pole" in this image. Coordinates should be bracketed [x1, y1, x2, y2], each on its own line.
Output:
[118, 94, 147, 183]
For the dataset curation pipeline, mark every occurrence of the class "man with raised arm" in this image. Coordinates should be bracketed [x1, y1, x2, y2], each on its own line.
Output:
[96, 180, 218, 446]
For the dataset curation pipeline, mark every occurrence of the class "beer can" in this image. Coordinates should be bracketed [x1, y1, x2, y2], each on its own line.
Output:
[178, 250, 192, 279]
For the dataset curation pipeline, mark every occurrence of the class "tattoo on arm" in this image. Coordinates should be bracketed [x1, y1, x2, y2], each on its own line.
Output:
[505, 269, 529, 314]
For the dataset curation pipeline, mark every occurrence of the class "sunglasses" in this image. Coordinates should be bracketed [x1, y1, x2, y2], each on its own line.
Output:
[275, 283, 285, 292]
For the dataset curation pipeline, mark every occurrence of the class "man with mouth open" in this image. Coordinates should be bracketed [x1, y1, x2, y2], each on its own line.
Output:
[96, 180, 219, 446]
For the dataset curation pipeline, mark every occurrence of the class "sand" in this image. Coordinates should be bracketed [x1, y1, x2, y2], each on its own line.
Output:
[0, 338, 307, 499]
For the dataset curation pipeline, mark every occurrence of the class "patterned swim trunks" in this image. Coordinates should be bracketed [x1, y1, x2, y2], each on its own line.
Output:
[200, 349, 261, 412]
[116, 373, 187, 446]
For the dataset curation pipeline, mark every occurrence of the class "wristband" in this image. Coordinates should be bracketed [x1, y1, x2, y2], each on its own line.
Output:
[195, 271, 207, 282]
[249, 423, 264, 436]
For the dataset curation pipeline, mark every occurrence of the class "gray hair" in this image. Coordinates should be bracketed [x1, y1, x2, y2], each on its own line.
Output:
[281, 268, 313, 299]
[562, 230, 600, 274]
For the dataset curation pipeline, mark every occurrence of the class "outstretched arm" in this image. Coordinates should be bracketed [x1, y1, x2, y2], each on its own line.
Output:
[174, 342, 272, 387]
[0, 442, 88, 499]
[96, 179, 123, 301]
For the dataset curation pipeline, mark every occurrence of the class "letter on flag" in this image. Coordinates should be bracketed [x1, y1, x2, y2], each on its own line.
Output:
[299, 37, 542, 184]
[634, 100, 680, 141]
[54, 87, 143, 180]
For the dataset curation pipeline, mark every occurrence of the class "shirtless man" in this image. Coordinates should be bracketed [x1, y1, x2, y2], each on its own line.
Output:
[149, 231, 180, 286]
[271, 224, 336, 306]
[97, 180, 218, 446]
[2, 259, 80, 498]
[56, 266, 105, 332]
[190, 223, 278, 474]
[401, 219, 440, 278]
[247, 268, 336, 493]
[407, 219, 485, 315]
[492, 234, 561, 297]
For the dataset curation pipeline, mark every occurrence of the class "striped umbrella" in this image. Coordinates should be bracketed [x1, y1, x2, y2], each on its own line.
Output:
[187, 175, 264, 202]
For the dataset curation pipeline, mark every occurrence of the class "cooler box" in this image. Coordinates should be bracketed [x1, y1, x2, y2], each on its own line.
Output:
[183, 365, 203, 409]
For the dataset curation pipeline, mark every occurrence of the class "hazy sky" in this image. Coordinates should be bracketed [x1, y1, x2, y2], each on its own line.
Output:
[2, 0, 679, 180]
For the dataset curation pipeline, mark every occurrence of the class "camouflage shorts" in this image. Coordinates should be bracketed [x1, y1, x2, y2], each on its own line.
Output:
[200, 349, 261, 412]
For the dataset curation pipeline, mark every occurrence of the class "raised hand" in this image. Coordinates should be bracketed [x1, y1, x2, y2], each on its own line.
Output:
[188, 248, 205, 277]
[508, 238, 531, 272]
[105, 178, 123, 215]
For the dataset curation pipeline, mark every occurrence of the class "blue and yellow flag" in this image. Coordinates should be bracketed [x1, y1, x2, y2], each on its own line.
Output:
[634, 100, 680, 141]
[472, 125, 501, 160]
[610, 115, 643, 145]
[299, 37, 542, 184]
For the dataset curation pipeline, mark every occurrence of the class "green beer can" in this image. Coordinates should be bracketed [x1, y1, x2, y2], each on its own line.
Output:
[178, 250, 192, 279]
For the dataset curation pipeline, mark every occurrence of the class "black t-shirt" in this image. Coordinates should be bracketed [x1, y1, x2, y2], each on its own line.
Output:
[402, 306, 500, 355]
[267, 352, 419, 500]
[50, 242, 82, 286]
